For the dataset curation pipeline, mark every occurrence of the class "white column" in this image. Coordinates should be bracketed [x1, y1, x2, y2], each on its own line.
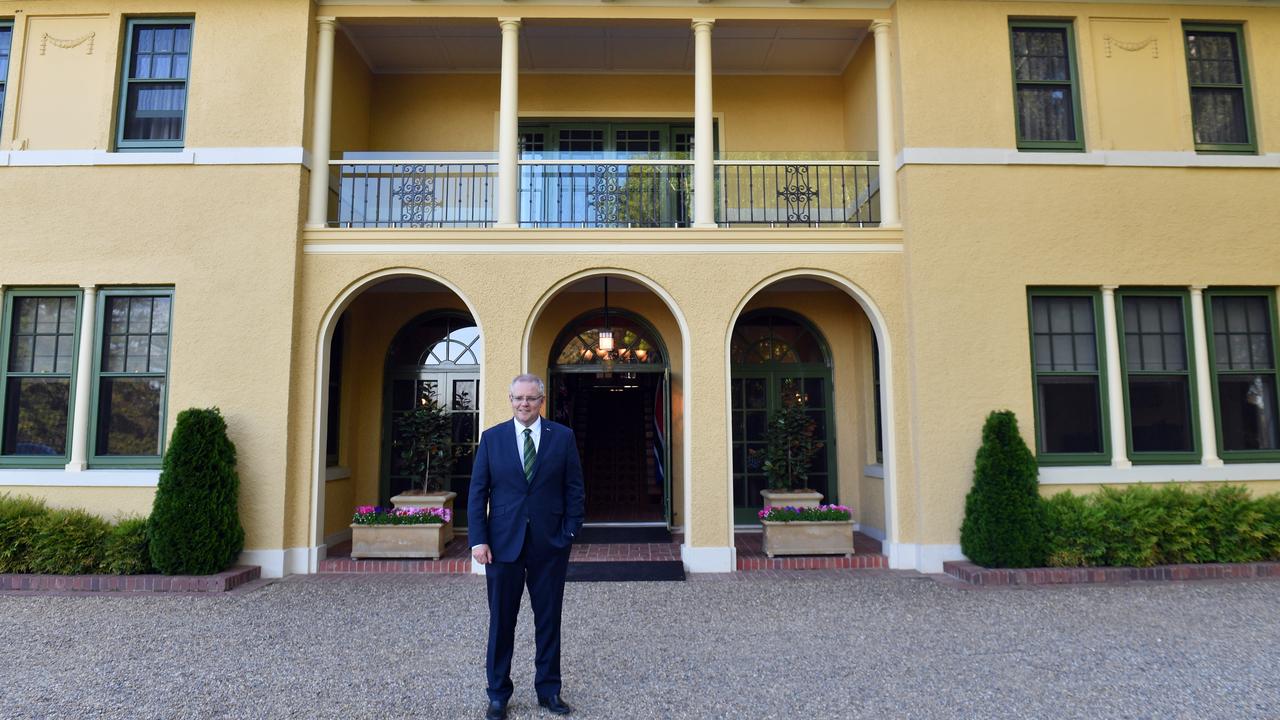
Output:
[1101, 286, 1131, 469]
[306, 17, 337, 229]
[66, 285, 98, 472]
[692, 19, 716, 229]
[870, 20, 900, 229]
[1189, 286, 1224, 467]
[496, 18, 522, 229]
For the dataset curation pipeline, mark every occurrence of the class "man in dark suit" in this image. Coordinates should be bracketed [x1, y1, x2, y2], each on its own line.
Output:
[469, 373, 585, 720]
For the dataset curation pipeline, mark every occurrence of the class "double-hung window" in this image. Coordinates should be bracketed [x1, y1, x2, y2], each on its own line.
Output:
[0, 20, 12, 135]
[1183, 24, 1255, 153]
[1029, 291, 1108, 463]
[0, 291, 82, 464]
[1205, 291, 1280, 459]
[1118, 291, 1199, 462]
[1009, 20, 1084, 151]
[117, 18, 193, 150]
[92, 290, 172, 464]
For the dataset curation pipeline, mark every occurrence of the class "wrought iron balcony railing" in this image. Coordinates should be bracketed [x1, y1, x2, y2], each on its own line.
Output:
[328, 155, 879, 229]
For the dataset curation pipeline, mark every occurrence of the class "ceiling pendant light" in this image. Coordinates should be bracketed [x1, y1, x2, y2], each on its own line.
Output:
[598, 277, 615, 353]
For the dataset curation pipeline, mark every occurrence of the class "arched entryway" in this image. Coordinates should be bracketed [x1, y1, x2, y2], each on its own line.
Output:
[380, 311, 482, 521]
[548, 307, 671, 524]
[730, 308, 836, 524]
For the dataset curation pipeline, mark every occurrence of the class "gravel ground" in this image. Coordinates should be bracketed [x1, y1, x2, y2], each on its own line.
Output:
[2, 571, 1279, 720]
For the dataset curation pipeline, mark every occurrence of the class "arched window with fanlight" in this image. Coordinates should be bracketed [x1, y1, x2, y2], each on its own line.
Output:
[382, 311, 482, 523]
[730, 309, 835, 524]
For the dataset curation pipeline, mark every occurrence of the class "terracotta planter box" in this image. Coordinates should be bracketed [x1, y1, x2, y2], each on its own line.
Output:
[350, 523, 446, 559]
[760, 489, 824, 509]
[391, 491, 457, 545]
[761, 520, 854, 558]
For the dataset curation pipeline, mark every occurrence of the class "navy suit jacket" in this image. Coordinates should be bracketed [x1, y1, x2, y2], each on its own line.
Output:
[468, 419, 586, 563]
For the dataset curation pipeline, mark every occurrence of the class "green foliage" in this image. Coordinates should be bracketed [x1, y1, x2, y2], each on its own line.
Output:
[758, 504, 852, 522]
[0, 494, 50, 573]
[1044, 484, 1280, 567]
[394, 397, 458, 493]
[104, 517, 154, 575]
[149, 407, 245, 575]
[757, 398, 824, 491]
[27, 509, 112, 575]
[959, 410, 1046, 568]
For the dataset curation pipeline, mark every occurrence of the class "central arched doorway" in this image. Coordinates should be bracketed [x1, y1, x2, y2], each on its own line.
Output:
[548, 308, 671, 525]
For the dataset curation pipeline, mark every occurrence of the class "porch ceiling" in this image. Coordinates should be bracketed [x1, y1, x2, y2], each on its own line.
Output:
[340, 19, 867, 75]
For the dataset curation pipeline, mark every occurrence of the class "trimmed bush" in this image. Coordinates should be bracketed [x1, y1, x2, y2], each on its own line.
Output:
[0, 494, 51, 573]
[1043, 492, 1106, 568]
[104, 517, 154, 575]
[26, 509, 112, 575]
[959, 410, 1046, 568]
[149, 407, 245, 575]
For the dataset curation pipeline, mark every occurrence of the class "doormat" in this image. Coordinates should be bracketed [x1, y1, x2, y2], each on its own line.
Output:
[566, 561, 685, 582]
[575, 526, 672, 544]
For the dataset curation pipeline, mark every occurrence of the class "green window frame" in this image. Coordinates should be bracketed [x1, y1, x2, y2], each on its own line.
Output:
[89, 288, 173, 467]
[1205, 290, 1280, 462]
[1117, 290, 1200, 464]
[1028, 289, 1110, 465]
[1183, 23, 1256, 154]
[1009, 20, 1085, 152]
[0, 289, 83, 467]
[871, 333, 883, 464]
[0, 20, 13, 136]
[115, 18, 193, 151]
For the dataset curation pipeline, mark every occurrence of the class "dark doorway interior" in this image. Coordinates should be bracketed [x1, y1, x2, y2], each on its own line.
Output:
[552, 372, 665, 523]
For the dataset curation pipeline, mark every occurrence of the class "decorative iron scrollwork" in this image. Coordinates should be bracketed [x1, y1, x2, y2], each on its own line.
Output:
[778, 165, 819, 224]
[395, 164, 442, 227]
[585, 164, 624, 225]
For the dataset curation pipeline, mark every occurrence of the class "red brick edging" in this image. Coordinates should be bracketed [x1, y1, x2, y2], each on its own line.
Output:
[0, 565, 261, 593]
[943, 560, 1280, 586]
[737, 554, 887, 571]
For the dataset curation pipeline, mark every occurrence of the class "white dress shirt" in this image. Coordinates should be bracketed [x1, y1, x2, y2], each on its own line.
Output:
[514, 416, 542, 463]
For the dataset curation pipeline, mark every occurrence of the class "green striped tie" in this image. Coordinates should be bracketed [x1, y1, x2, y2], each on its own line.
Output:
[522, 428, 535, 483]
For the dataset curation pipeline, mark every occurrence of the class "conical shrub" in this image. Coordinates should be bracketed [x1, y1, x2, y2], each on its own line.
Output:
[959, 410, 1046, 568]
[148, 408, 244, 575]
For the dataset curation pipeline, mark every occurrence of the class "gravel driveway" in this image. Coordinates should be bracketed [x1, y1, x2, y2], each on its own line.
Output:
[2, 571, 1278, 719]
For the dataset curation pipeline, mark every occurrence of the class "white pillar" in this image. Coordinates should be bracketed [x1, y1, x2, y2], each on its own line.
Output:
[692, 19, 716, 229]
[1189, 286, 1224, 467]
[66, 285, 98, 472]
[306, 16, 337, 229]
[870, 20, 900, 229]
[496, 18, 522, 229]
[1101, 286, 1132, 469]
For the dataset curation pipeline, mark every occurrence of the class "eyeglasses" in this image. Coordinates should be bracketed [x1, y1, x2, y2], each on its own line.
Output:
[510, 395, 544, 404]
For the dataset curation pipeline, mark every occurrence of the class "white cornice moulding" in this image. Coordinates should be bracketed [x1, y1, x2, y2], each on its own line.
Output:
[0, 147, 306, 168]
[0, 468, 160, 487]
[304, 242, 904, 254]
[897, 148, 1280, 171]
[1040, 463, 1280, 486]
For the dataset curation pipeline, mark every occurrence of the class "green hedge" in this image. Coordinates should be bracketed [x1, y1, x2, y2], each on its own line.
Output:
[1044, 484, 1280, 568]
[0, 494, 153, 575]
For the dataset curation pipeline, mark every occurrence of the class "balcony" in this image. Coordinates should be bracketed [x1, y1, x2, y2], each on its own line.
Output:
[309, 16, 899, 231]
[328, 152, 879, 229]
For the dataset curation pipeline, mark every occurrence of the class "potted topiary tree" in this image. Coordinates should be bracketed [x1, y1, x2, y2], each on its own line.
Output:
[387, 395, 460, 545]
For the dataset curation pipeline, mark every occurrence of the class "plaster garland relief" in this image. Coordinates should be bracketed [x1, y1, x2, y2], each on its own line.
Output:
[40, 32, 96, 56]
[1103, 35, 1157, 59]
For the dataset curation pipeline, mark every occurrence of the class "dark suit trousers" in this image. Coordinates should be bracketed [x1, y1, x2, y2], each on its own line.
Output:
[485, 524, 571, 703]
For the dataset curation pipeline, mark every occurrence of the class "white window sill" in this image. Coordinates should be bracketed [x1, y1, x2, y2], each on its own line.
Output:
[863, 463, 885, 479]
[0, 468, 161, 487]
[1039, 463, 1280, 485]
[325, 465, 352, 482]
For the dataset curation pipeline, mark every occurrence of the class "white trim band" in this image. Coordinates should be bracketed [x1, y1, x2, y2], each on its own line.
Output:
[681, 544, 735, 573]
[304, 242, 903, 254]
[0, 468, 161, 487]
[1040, 463, 1280, 486]
[897, 148, 1280, 170]
[885, 542, 965, 574]
[0, 147, 307, 168]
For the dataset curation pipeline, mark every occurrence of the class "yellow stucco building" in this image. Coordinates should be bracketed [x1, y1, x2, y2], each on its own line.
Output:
[0, 0, 1276, 576]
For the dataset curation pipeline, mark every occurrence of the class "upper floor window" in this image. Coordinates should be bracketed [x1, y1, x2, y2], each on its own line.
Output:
[1183, 24, 1255, 154]
[0, 20, 12, 135]
[1009, 20, 1084, 151]
[117, 19, 193, 151]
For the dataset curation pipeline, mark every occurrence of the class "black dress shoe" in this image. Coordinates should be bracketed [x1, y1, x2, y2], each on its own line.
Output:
[537, 694, 573, 715]
[485, 700, 508, 720]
